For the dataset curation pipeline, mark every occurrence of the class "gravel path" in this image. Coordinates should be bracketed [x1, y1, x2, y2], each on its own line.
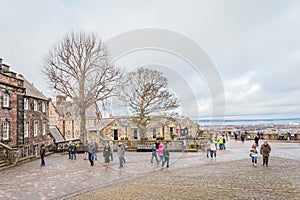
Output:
[68, 156, 300, 200]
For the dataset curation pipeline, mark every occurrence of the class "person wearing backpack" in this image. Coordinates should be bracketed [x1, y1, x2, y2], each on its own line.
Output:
[71, 143, 77, 160]
[151, 143, 159, 164]
[218, 137, 224, 150]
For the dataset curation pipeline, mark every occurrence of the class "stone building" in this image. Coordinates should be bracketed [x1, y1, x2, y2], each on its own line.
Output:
[49, 95, 101, 144]
[96, 116, 199, 141]
[0, 58, 25, 147]
[0, 58, 50, 159]
[22, 77, 51, 156]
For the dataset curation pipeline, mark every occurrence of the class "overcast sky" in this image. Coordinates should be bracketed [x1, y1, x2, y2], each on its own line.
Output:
[1, 0, 299, 120]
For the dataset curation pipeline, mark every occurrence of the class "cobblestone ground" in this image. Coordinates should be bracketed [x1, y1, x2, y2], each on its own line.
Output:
[69, 156, 300, 200]
[0, 140, 299, 200]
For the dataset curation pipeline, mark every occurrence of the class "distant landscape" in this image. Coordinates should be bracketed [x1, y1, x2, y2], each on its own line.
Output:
[196, 118, 300, 126]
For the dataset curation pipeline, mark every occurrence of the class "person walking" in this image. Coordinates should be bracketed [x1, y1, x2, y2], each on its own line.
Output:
[157, 143, 164, 165]
[71, 143, 77, 160]
[254, 135, 260, 147]
[110, 141, 114, 161]
[40, 144, 46, 166]
[249, 143, 258, 167]
[117, 142, 125, 168]
[182, 139, 187, 152]
[260, 140, 271, 167]
[87, 142, 96, 166]
[151, 143, 159, 163]
[210, 142, 217, 159]
[162, 143, 170, 168]
[218, 136, 224, 150]
[94, 142, 99, 160]
[68, 142, 72, 159]
[103, 141, 111, 166]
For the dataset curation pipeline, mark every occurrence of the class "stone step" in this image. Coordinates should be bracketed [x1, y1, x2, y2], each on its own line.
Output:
[0, 159, 8, 169]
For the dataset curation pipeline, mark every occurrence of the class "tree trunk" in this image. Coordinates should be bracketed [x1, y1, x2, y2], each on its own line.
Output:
[139, 126, 146, 144]
[79, 106, 87, 146]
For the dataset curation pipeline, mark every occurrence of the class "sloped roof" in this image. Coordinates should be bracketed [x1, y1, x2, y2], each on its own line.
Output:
[55, 101, 98, 118]
[49, 125, 65, 143]
[97, 119, 115, 131]
[23, 77, 48, 100]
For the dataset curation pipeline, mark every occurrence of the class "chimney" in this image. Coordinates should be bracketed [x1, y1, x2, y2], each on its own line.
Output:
[56, 95, 66, 105]
[0, 58, 2, 73]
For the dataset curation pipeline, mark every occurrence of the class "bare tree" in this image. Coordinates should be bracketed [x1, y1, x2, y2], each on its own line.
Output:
[43, 31, 122, 145]
[119, 67, 180, 140]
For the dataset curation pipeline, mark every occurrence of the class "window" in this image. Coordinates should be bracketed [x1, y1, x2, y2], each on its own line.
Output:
[24, 122, 29, 138]
[33, 100, 38, 111]
[3, 93, 9, 107]
[3, 121, 9, 140]
[42, 102, 46, 112]
[42, 123, 46, 135]
[34, 122, 38, 137]
[133, 128, 138, 140]
[153, 129, 157, 139]
[24, 98, 28, 110]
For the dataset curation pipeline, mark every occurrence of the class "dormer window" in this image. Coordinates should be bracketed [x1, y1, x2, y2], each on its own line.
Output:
[3, 93, 10, 108]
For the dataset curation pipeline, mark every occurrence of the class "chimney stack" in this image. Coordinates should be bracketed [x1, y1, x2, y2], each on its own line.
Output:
[56, 95, 66, 105]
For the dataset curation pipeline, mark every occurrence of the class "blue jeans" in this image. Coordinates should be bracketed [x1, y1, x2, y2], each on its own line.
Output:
[89, 153, 95, 166]
[119, 157, 124, 168]
[159, 154, 164, 164]
[252, 156, 257, 164]
[41, 156, 45, 166]
[151, 153, 158, 163]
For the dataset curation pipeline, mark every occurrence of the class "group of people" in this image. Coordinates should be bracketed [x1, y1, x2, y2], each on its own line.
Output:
[85, 142, 99, 166]
[39, 135, 272, 169]
[85, 141, 126, 169]
[151, 140, 170, 168]
[207, 135, 227, 159]
[68, 142, 77, 160]
[249, 140, 271, 167]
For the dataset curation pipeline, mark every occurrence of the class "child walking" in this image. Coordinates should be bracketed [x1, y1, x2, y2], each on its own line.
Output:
[250, 143, 258, 167]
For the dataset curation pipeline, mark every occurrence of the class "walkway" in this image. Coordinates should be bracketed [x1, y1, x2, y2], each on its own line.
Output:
[0, 140, 299, 200]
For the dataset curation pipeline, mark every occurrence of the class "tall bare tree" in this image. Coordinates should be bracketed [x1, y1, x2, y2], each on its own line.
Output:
[119, 67, 180, 140]
[43, 31, 122, 145]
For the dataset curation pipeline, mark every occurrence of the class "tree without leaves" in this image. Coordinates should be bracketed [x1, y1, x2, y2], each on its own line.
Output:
[119, 67, 180, 139]
[43, 31, 123, 145]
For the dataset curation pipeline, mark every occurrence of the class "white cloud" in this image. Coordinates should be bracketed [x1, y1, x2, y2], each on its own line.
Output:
[0, 0, 299, 119]
[224, 72, 261, 103]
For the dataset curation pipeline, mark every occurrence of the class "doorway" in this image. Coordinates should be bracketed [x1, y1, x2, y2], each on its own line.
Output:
[113, 129, 118, 140]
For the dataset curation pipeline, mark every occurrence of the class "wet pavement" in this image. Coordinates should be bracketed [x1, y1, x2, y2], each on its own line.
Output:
[0, 140, 299, 200]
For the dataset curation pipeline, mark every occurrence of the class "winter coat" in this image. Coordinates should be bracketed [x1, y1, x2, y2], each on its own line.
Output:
[151, 146, 157, 155]
[163, 146, 170, 158]
[260, 144, 271, 157]
[117, 145, 125, 158]
[40, 147, 46, 157]
[103, 144, 111, 163]
[157, 144, 164, 155]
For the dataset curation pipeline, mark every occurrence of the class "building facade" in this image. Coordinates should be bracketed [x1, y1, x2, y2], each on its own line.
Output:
[0, 59, 25, 147]
[22, 77, 51, 156]
[0, 58, 51, 158]
[49, 95, 101, 144]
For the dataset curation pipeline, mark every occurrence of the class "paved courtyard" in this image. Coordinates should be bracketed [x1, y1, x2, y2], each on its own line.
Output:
[0, 140, 299, 200]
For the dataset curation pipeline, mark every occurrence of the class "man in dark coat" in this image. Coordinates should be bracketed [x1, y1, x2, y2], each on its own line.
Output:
[40, 144, 46, 166]
[260, 140, 271, 167]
